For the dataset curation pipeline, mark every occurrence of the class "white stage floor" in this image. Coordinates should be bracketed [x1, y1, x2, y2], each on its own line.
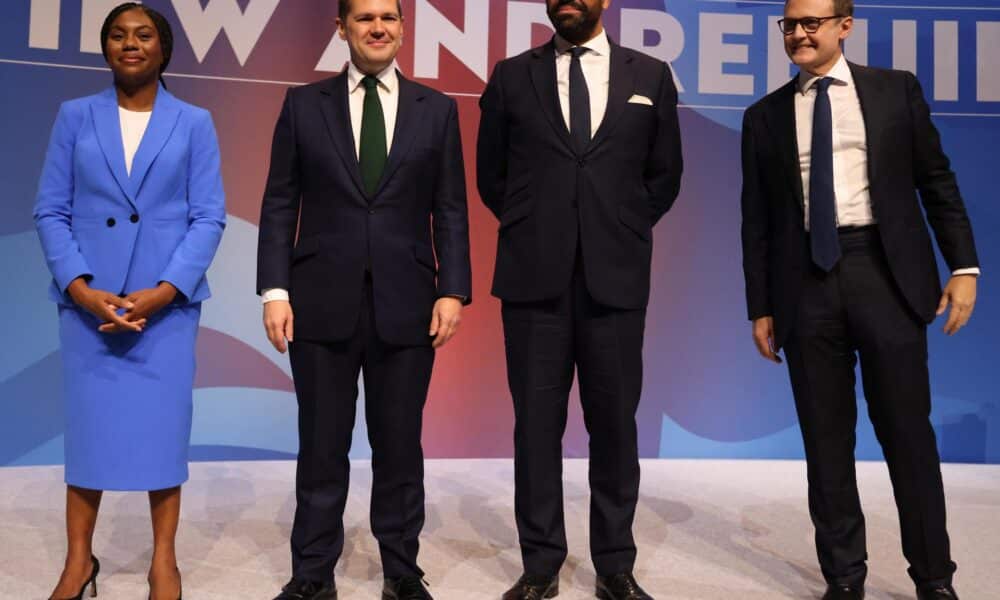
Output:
[0, 460, 997, 599]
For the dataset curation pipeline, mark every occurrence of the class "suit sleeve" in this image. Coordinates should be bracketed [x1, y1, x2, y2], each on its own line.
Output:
[256, 88, 302, 294]
[740, 109, 772, 320]
[476, 61, 509, 219]
[906, 72, 979, 271]
[645, 62, 683, 225]
[33, 102, 93, 293]
[159, 110, 226, 300]
[432, 98, 472, 304]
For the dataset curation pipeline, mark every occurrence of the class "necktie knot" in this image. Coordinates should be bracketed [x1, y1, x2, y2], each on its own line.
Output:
[362, 75, 380, 92]
[814, 76, 834, 95]
[569, 46, 588, 60]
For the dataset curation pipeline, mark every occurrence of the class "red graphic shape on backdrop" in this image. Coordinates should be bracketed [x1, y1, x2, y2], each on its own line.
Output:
[194, 327, 294, 392]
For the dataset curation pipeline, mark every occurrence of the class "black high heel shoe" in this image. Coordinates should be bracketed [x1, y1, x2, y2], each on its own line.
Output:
[147, 568, 181, 600]
[51, 555, 100, 600]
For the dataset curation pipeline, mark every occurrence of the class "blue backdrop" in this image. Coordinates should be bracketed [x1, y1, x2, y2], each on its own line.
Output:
[1, 0, 997, 466]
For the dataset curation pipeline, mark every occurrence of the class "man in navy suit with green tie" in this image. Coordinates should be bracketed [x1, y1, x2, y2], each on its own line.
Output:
[256, 1, 471, 598]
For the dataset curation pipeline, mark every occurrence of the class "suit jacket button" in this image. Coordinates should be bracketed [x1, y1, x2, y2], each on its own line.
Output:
[369, 209, 376, 215]
[578, 159, 586, 167]
[130, 214, 139, 223]
[106, 217, 116, 227]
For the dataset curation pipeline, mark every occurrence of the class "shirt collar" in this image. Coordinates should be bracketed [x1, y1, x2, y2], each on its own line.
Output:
[797, 53, 853, 95]
[554, 28, 610, 57]
[348, 60, 398, 94]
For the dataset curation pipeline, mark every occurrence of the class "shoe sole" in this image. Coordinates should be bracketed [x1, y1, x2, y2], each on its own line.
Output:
[381, 592, 432, 600]
[499, 585, 558, 599]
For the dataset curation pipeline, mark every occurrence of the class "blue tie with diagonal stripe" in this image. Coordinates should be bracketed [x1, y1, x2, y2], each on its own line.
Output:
[809, 76, 840, 272]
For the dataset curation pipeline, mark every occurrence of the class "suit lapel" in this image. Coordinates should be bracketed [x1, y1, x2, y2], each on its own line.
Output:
[849, 62, 885, 203]
[91, 88, 134, 208]
[128, 85, 180, 202]
[529, 41, 575, 154]
[764, 79, 805, 215]
[588, 42, 634, 152]
[374, 73, 426, 196]
[319, 72, 367, 198]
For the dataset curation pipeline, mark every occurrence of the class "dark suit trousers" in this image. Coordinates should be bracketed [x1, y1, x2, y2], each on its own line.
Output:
[783, 227, 956, 589]
[501, 257, 645, 577]
[288, 277, 434, 582]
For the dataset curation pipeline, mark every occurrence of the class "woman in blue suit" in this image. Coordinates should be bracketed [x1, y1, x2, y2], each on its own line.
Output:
[33, 4, 225, 599]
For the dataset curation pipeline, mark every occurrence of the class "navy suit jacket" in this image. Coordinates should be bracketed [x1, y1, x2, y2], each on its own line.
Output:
[256, 71, 472, 346]
[477, 39, 683, 309]
[34, 86, 226, 305]
[741, 62, 980, 349]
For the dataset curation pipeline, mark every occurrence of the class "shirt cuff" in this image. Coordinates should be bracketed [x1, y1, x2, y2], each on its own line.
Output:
[262, 288, 290, 304]
[952, 268, 980, 277]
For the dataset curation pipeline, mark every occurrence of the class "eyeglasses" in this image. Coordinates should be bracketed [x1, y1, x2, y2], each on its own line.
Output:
[777, 15, 844, 35]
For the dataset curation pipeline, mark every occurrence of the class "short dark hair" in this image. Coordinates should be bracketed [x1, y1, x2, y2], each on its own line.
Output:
[338, 0, 404, 21]
[834, 0, 854, 17]
[785, 0, 854, 17]
[100, 2, 174, 77]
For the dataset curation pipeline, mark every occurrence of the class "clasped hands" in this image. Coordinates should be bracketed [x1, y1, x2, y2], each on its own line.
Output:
[68, 277, 178, 334]
[263, 296, 464, 354]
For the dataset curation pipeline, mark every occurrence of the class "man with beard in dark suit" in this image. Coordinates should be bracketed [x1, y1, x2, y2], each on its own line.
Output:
[478, 1, 683, 598]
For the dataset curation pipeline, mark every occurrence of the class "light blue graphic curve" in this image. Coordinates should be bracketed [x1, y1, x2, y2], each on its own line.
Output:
[191, 387, 372, 460]
[200, 215, 293, 378]
[0, 230, 60, 382]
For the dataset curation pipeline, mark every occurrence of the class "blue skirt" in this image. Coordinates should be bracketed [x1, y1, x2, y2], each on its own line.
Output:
[58, 303, 201, 491]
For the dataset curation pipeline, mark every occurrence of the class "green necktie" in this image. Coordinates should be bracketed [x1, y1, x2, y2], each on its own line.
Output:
[359, 75, 387, 196]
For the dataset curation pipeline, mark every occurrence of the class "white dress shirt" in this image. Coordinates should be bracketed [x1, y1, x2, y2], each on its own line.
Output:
[262, 61, 401, 304]
[554, 29, 610, 138]
[119, 107, 152, 176]
[795, 54, 979, 277]
[347, 60, 400, 159]
[796, 55, 872, 231]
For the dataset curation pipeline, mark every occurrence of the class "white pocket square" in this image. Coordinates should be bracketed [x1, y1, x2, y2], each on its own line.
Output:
[627, 94, 653, 106]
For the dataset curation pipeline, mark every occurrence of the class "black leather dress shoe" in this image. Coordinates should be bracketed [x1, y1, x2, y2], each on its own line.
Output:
[822, 584, 864, 600]
[502, 574, 559, 600]
[383, 576, 433, 600]
[595, 573, 653, 600]
[272, 578, 338, 600]
[917, 585, 959, 599]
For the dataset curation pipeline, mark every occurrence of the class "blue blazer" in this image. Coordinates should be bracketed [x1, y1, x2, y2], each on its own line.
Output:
[34, 86, 226, 305]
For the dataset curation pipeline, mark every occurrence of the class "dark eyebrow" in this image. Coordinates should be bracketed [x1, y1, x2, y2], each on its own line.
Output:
[354, 12, 401, 19]
[110, 24, 156, 33]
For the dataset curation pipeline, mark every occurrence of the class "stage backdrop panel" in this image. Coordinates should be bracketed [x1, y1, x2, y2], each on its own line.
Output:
[1, 0, 997, 465]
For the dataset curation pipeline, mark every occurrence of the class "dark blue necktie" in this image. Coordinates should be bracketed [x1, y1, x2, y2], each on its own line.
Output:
[569, 46, 591, 152]
[809, 76, 840, 271]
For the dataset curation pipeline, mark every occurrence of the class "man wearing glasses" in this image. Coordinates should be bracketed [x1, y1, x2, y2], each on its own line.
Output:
[740, 0, 979, 599]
